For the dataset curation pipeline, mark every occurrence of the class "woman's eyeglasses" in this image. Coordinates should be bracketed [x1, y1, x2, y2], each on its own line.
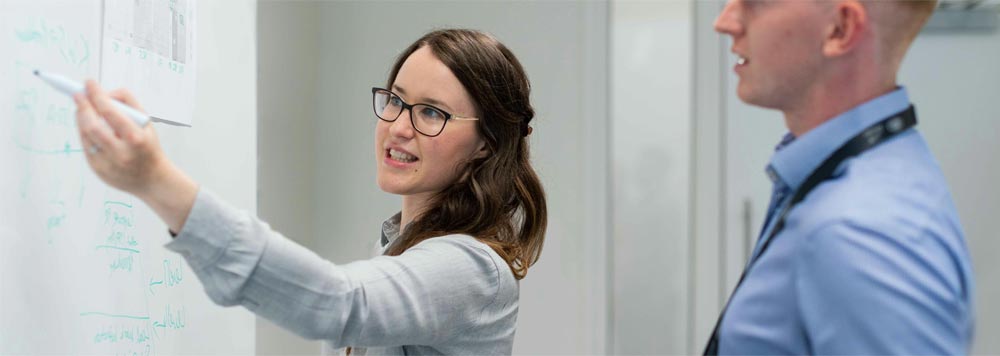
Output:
[372, 87, 478, 137]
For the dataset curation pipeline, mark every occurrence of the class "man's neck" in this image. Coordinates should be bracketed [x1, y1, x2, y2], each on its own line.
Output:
[783, 74, 897, 137]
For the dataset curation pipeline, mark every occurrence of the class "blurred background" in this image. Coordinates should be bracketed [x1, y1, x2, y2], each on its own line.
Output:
[255, 0, 1000, 354]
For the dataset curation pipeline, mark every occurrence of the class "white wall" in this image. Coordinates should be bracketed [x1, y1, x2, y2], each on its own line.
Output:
[256, 2, 321, 354]
[689, 1, 729, 351]
[610, 1, 695, 354]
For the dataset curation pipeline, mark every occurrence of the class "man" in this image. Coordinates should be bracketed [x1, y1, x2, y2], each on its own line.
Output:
[708, 0, 975, 354]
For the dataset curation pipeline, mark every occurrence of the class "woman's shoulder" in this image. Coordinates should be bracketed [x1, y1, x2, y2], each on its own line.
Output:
[413, 234, 489, 250]
[408, 234, 517, 286]
[410, 234, 503, 267]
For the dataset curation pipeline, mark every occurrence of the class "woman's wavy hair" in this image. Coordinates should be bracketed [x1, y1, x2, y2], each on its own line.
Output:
[383, 29, 546, 280]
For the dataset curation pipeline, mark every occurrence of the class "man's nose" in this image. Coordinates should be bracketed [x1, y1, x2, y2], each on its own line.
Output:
[714, 0, 743, 36]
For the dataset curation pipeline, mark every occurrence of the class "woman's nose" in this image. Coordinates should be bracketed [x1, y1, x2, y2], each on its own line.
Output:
[388, 108, 416, 139]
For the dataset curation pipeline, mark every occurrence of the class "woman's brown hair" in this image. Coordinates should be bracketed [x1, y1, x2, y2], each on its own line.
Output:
[383, 29, 547, 280]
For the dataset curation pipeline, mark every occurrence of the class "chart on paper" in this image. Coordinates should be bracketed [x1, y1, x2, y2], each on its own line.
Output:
[102, 0, 197, 125]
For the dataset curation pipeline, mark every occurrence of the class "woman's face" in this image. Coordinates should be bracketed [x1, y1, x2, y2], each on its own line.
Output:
[375, 46, 486, 198]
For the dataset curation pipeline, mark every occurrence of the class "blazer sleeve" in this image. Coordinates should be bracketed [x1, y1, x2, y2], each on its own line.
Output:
[164, 189, 504, 348]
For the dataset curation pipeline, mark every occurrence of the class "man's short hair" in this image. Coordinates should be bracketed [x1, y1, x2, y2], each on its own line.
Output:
[900, 0, 939, 35]
[865, 0, 938, 62]
[903, 0, 939, 17]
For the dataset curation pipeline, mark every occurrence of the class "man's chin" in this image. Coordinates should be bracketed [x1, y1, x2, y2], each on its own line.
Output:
[737, 86, 783, 110]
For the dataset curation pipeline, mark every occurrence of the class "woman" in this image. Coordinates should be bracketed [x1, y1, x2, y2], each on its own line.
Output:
[73, 29, 546, 355]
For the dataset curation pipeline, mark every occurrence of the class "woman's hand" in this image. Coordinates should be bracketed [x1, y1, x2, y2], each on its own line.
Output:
[74, 80, 167, 196]
[74, 80, 198, 233]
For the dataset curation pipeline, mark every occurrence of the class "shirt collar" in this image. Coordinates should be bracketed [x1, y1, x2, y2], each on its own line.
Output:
[380, 212, 402, 248]
[767, 87, 911, 191]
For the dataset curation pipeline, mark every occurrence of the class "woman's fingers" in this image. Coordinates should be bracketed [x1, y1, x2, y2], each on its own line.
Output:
[74, 93, 121, 179]
[73, 84, 169, 198]
[108, 88, 146, 112]
[74, 111, 96, 156]
[74, 93, 122, 155]
[84, 80, 142, 140]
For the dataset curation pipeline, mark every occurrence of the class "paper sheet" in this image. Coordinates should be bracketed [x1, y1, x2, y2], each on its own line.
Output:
[101, 0, 196, 126]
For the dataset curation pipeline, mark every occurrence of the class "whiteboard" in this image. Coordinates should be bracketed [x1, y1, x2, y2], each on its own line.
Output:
[0, 0, 256, 354]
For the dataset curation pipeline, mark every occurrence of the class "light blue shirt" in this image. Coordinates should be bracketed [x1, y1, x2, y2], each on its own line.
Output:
[718, 88, 976, 354]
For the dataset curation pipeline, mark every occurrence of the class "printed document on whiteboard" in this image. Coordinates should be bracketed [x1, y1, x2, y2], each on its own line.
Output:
[101, 0, 196, 126]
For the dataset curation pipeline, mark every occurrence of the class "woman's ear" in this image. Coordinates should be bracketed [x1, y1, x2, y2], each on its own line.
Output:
[473, 139, 489, 159]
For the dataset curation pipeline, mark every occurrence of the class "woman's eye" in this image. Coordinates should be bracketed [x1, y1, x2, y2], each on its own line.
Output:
[388, 96, 403, 107]
[420, 107, 445, 121]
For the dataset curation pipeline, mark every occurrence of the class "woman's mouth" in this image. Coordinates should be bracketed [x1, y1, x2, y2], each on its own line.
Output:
[388, 148, 418, 163]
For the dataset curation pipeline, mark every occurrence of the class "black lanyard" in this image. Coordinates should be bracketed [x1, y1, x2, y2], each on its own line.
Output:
[703, 105, 918, 355]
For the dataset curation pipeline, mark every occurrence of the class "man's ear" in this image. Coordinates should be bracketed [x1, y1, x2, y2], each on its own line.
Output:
[824, 0, 869, 57]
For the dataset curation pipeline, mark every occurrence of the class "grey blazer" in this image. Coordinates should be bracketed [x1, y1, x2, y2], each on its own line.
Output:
[165, 189, 519, 355]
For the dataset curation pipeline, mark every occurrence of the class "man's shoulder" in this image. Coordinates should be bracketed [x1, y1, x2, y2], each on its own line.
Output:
[787, 133, 958, 241]
[783, 135, 967, 272]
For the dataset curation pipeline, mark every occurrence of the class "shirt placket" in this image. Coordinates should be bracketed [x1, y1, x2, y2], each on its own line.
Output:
[748, 166, 791, 264]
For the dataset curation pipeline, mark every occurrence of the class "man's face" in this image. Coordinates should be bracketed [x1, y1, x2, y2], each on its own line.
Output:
[714, 0, 829, 110]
